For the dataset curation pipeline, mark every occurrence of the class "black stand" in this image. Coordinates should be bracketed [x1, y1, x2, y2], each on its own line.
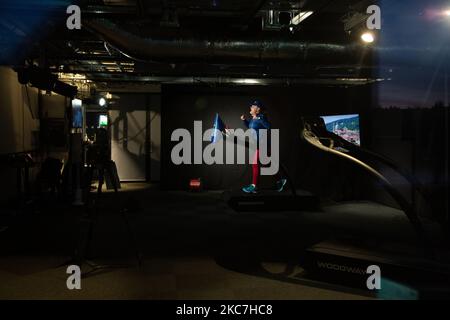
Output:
[61, 171, 143, 278]
[86, 160, 121, 194]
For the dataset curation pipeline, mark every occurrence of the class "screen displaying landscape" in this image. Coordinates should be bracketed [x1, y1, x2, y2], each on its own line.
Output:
[320, 114, 360, 146]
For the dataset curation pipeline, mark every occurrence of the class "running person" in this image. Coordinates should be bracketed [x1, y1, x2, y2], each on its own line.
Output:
[241, 100, 287, 193]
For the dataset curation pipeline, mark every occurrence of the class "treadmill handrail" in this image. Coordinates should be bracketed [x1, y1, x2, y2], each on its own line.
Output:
[301, 125, 431, 258]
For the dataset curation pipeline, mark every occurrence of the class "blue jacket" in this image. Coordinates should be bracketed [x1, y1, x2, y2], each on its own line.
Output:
[243, 114, 271, 146]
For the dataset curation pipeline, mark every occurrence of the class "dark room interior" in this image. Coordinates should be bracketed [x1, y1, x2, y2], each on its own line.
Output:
[0, 0, 449, 302]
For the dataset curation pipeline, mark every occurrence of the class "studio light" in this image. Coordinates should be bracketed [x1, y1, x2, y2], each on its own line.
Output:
[16, 66, 77, 98]
[361, 32, 375, 43]
[98, 97, 107, 107]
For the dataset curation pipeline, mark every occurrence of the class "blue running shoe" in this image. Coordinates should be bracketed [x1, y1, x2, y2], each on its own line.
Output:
[275, 179, 287, 192]
[242, 184, 257, 193]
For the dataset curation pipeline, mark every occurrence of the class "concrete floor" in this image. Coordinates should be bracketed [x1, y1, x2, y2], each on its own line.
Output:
[0, 183, 444, 300]
[0, 256, 370, 300]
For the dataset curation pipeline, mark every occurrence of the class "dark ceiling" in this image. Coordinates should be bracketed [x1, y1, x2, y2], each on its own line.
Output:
[0, 0, 377, 85]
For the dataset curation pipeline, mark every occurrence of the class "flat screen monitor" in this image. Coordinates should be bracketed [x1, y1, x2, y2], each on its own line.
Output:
[99, 114, 108, 127]
[320, 114, 360, 146]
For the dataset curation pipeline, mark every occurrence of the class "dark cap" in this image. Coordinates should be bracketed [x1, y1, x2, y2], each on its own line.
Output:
[250, 100, 263, 108]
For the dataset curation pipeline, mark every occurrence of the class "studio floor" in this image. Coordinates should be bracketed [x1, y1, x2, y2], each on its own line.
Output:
[0, 183, 445, 300]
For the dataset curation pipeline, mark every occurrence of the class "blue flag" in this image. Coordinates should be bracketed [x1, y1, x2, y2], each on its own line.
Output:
[211, 113, 226, 143]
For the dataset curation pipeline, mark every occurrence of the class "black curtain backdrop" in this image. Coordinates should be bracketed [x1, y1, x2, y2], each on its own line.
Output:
[161, 84, 374, 200]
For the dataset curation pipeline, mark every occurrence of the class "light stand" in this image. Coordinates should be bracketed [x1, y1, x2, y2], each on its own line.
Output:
[60, 100, 143, 277]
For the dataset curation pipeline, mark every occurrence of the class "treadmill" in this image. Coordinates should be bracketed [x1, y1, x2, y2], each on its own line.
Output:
[299, 116, 450, 295]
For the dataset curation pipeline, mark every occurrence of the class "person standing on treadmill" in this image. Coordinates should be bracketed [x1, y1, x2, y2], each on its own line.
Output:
[240, 100, 287, 194]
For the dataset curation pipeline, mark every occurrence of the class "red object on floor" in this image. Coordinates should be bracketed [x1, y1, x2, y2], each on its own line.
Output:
[189, 178, 202, 191]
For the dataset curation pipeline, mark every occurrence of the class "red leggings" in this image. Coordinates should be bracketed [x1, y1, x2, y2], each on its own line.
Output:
[251, 149, 283, 186]
[252, 149, 260, 186]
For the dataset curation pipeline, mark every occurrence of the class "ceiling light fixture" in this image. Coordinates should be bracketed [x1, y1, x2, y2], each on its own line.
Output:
[291, 11, 314, 25]
[361, 32, 375, 43]
[98, 97, 107, 107]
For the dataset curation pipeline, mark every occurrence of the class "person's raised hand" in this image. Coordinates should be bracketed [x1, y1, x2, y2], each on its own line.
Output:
[240, 115, 246, 120]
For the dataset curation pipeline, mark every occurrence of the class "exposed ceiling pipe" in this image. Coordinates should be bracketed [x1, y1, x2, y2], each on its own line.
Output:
[83, 19, 372, 64]
[82, 19, 447, 69]
[63, 74, 382, 86]
[83, 5, 247, 17]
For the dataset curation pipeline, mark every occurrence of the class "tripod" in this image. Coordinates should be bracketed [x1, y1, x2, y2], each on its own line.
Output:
[62, 169, 143, 278]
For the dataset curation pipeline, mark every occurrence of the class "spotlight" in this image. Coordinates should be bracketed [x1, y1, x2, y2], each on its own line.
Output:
[445, 10, 450, 17]
[361, 32, 375, 43]
[16, 66, 77, 98]
[98, 97, 107, 107]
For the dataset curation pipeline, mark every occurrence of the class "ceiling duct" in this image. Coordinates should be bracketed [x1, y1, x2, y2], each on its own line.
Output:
[76, 75, 382, 86]
[83, 19, 372, 65]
